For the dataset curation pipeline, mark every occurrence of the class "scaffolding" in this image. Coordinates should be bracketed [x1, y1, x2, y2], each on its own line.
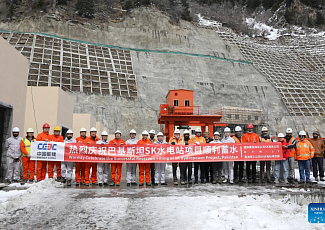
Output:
[0, 32, 137, 97]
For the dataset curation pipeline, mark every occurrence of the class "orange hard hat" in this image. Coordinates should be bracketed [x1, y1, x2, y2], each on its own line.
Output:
[43, 123, 50, 128]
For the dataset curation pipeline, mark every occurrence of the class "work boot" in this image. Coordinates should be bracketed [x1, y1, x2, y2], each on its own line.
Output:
[307, 180, 312, 184]
[188, 180, 192, 184]
[181, 181, 186, 185]
[28, 179, 34, 183]
[174, 181, 178, 185]
[194, 179, 198, 184]
[229, 180, 234, 184]
[85, 183, 90, 186]
[161, 182, 167, 185]
[222, 179, 228, 183]
[146, 182, 152, 186]
[201, 180, 206, 184]
[116, 184, 120, 187]
[67, 180, 72, 186]
[110, 182, 115, 186]
[12, 180, 19, 183]
[239, 178, 246, 183]
[266, 179, 272, 183]
[139, 183, 144, 186]
[274, 179, 279, 184]
[321, 177, 325, 181]
[104, 183, 108, 186]
[298, 181, 304, 184]
[127, 183, 131, 186]
[75, 182, 80, 186]
[131, 182, 137, 186]
[233, 178, 239, 183]
[212, 179, 217, 184]
[284, 179, 289, 184]
[21, 179, 27, 185]
[98, 183, 103, 186]
[154, 183, 159, 186]
[315, 177, 319, 181]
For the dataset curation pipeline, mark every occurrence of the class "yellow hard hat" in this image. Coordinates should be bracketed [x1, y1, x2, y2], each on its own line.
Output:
[53, 126, 61, 131]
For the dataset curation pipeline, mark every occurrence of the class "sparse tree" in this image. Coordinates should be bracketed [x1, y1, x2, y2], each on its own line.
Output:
[76, 0, 95, 18]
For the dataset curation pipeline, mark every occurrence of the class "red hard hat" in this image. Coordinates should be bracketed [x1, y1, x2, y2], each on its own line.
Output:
[247, 124, 253, 129]
[43, 123, 50, 128]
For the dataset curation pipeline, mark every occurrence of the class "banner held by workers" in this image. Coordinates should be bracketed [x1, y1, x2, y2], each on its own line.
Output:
[31, 141, 283, 163]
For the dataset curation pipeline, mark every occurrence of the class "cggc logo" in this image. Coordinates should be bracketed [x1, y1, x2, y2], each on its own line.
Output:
[37, 143, 57, 151]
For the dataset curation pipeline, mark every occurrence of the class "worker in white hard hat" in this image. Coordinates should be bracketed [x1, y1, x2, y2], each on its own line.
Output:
[137, 131, 152, 186]
[84, 127, 100, 186]
[221, 127, 235, 184]
[211, 131, 222, 184]
[154, 132, 168, 185]
[233, 126, 245, 183]
[274, 133, 290, 184]
[295, 130, 315, 184]
[284, 128, 297, 183]
[169, 129, 183, 185]
[61, 129, 76, 186]
[20, 128, 36, 184]
[203, 131, 213, 183]
[126, 129, 138, 186]
[96, 131, 109, 186]
[109, 130, 125, 186]
[75, 127, 87, 186]
[149, 129, 157, 184]
[189, 127, 206, 184]
[260, 127, 271, 183]
[5, 127, 22, 184]
[180, 129, 192, 185]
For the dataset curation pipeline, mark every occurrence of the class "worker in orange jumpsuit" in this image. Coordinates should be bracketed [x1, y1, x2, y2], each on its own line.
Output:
[49, 126, 64, 181]
[75, 127, 87, 186]
[36, 123, 51, 181]
[137, 130, 152, 186]
[20, 128, 36, 184]
[84, 127, 100, 186]
[241, 123, 260, 183]
[109, 130, 125, 186]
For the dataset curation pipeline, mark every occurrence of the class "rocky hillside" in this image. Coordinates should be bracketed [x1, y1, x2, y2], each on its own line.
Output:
[0, 0, 324, 37]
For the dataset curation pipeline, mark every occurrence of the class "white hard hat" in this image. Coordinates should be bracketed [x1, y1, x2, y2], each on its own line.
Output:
[286, 128, 293, 134]
[149, 129, 156, 134]
[157, 132, 164, 136]
[183, 130, 190, 134]
[174, 129, 181, 134]
[214, 131, 220, 136]
[235, 126, 242, 132]
[262, 127, 268, 132]
[130, 129, 136, 134]
[299, 130, 306, 136]
[27, 128, 34, 133]
[12, 127, 19, 132]
[224, 127, 231, 132]
[80, 127, 87, 132]
[115, 130, 122, 134]
[142, 130, 149, 135]
[90, 127, 97, 132]
[66, 129, 73, 134]
[101, 131, 108, 136]
[195, 128, 202, 133]
[278, 133, 285, 138]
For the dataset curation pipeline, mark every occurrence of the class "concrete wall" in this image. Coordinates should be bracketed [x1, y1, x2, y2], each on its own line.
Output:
[73, 113, 96, 137]
[0, 37, 29, 131]
[24, 87, 73, 135]
[0, 37, 29, 180]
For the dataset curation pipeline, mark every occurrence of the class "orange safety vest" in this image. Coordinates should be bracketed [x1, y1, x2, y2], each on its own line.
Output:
[287, 137, 296, 158]
[295, 139, 315, 160]
[261, 137, 271, 143]
[233, 136, 241, 143]
[169, 136, 184, 144]
[189, 136, 206, 144]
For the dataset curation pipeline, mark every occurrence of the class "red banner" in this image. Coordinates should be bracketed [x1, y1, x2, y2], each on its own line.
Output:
[60, 142, 283, 163]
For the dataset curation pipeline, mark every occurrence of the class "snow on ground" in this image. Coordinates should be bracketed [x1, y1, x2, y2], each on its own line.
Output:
[0, 165, 324, 229]
[245, 18, 283, 40]
[197, 14, 222, 28]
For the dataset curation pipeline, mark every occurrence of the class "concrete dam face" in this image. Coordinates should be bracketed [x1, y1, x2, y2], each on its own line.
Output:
[1, 8, 324, 135]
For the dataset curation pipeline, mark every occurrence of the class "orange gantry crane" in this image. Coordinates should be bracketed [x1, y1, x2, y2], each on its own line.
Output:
[158, 89, 227, 140]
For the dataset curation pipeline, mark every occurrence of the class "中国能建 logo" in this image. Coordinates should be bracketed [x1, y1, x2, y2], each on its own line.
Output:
[308, 203, 325, 223]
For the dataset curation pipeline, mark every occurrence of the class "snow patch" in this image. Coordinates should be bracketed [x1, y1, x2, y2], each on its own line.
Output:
[197, 14, 222, 28]
[245, 18, 282, 40]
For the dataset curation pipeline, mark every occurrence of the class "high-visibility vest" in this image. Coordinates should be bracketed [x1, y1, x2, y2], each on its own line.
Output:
[233, 136, 241, 143]
[288, 137, 296, 158]
[295, 140, 314, 160]
[261, 137, 271, 143]
[22, 137, 34, 157]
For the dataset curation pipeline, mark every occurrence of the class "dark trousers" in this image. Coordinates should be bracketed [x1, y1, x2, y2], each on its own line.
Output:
[172, 163, 179, 181]
[234, 161, 244, 179]
[180, 162, 192, 182]
[212, 162, 223, 179]
[194, 162, 205, 182]
[312, 157, 324, 178]
[205, 162, 213, 182]
[260, 161, 271, 180]
[246, 161, 256, 180]
[151, 163, 155, 183]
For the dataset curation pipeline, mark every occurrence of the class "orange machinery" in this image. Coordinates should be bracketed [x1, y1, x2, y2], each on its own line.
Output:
[158, 89, 227, 140]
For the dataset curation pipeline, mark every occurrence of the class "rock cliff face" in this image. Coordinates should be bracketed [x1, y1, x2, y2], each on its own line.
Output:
[2, 7, 314, 135]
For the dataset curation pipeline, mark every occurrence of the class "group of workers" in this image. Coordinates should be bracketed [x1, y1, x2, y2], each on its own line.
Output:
[4, 122, 324, 186]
